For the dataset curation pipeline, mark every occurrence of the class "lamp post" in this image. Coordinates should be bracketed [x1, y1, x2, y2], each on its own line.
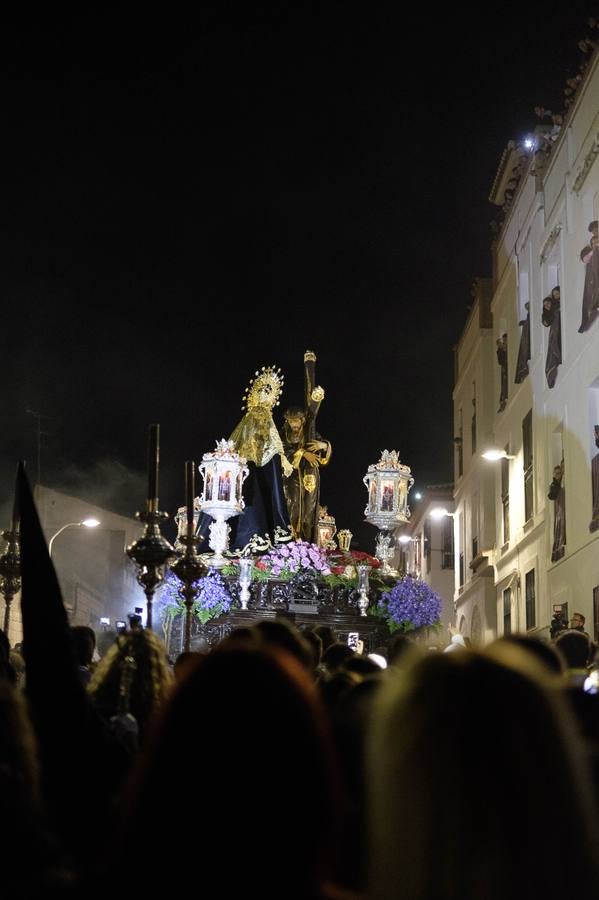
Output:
[48, 518, 101, 557]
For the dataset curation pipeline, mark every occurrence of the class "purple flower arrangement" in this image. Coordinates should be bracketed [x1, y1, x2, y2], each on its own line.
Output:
[378, 575, 443, 633]
[159, 568, 232, 625]
[257, 540, 331, 579]
[192, 569, 233, 623]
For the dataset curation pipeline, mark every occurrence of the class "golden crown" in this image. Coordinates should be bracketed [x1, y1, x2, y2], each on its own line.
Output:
[241, 365, 285, 411]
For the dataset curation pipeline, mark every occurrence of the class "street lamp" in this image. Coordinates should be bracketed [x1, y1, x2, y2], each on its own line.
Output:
[48, 518, 100, 557]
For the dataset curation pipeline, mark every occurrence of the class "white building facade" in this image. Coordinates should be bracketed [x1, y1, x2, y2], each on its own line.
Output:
[453, 50, 599, 642]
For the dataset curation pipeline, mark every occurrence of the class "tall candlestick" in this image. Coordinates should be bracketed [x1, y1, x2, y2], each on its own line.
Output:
[11, 463, 20, 532]
[185, 461, 195, 531]
[148, 424, 159, 502]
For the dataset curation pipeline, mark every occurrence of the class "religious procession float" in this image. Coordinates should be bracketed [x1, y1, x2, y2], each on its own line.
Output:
[123, 352, 444, 656]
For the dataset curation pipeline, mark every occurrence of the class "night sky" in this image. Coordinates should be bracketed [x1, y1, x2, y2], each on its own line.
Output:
[2, 6, 598, 549]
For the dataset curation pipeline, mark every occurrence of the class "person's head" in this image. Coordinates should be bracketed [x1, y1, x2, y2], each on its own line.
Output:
[551, 285, 560, 301]
[251, 619, 313, 671]
[283, 406, 307, 440]
[491, 634, 564, 676]
[0, 630, 16, 685]
[173, 651, 201, 683]
[387, 633, 417, 668]
[368, 647, 599, 899]
[70, 625, 96, 668]
[322, 641, 355, 674]
[342, 655, 382, 679]
[555, 629, 592, 669]
[301, 628, 323, 670]
[571, 612, 586, 631]
[88, 629, 173, 741]
[312, 624, 336, 654]
[581, 244, 594, 263]
[120, 645, 340, 896]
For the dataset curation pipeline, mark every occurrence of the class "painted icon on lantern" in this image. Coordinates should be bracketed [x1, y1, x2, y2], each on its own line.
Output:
[205, 470, 214, 500]
[381, 481, 394, 512]
[369, 481, 377, 510]
[218, 471, 232, 501]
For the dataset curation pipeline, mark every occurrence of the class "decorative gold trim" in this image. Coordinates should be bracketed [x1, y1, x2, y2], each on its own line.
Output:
[241, 365, 284, 411]
[540, 224, 562, 264]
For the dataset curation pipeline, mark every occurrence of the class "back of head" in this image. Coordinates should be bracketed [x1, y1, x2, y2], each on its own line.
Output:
[368, 647, 599, 900]
[387, 633, 417, 667]
[251, 618, 313, 670]
[322, 641, 355, 674]
[313, 624, 336, 653]
[70, 626, 96, 668]
[0, 628, 10, 664]
[121, 645, 338, 895]
[555, 629, 592, 669]
[173, 651, 201, 682]
[0, 629, 16, 684]
[88, 630, 173, 741]
[301, 627, 323, 669]
[342, 655, 381, 679]
[494, 634, 564, 676]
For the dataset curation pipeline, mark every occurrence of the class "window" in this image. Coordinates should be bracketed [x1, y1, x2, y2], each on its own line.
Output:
[442, 516, 454, 569]
[471, 492, 479, 561]
[458, 512, 464, 587]
[589, 382, 599, 533]
[503, 588, 512, 635]
[471, 384, 477, 455]
[414, 535, 422, 577]
[456, 409, 463, 477]
[525, 569, 536, 630]
[423, 519, 432, 575]
[523, 410, 533, 522]
[501, 450, 510, 544]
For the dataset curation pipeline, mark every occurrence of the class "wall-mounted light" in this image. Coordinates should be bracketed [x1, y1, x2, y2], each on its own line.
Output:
[481, 448, 516, 461]
[429, 508, 455, 520]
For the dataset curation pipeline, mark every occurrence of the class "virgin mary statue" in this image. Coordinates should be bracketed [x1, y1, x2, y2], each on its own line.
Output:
[198, 366, 293, 553]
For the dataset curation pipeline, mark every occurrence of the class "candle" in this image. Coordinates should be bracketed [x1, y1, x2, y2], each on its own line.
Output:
[148, 424, 159, 501]
[185, 460, 195, 530]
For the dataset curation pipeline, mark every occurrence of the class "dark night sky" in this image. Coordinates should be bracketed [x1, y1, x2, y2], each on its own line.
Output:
[2, 5, 598, 548]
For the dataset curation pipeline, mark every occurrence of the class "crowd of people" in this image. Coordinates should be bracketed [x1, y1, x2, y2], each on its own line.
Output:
[2, 466, 599, 898]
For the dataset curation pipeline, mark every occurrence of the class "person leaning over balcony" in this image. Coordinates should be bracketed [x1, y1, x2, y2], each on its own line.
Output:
[548, 461, 566, 561]
[542, 286, 562, 389]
